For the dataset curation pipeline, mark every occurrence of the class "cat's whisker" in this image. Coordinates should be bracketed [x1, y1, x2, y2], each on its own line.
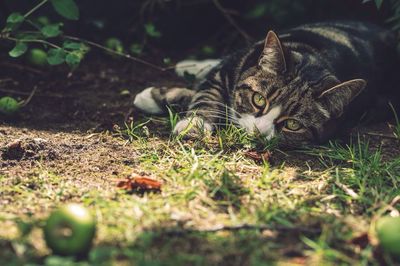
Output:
[191, 100, 242, 117]
[177, 108, 239, 122]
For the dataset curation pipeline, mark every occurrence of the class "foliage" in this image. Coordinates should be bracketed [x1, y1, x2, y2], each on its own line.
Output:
[364, 0, 400, 29]
[1, 0, 87, 68]
[1, 0, 399, 70]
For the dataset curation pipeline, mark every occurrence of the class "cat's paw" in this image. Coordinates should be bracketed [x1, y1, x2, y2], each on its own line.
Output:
[173, 117, 213, 138]
[133, 87, 163, 114]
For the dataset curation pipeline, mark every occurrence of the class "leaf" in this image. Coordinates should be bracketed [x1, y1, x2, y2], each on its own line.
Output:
[65, 52, 82, 68]
[4, 12, 24, 31]
[375, 0, 384, 9]
[50, 0, 79, 20]
[63, 40, 82, 50]
[244, 150, 272, 163]
[9, 42, 28, 58]
[129, 43, 143, 55]
[144, 23, 162, 38]
[15, 32, 43, 41]
[245, 3, 268, 19]
[41, 23, 62, 38]
[116, 173, 162, 193]
[6, 12, 24, 24]
[163, 57, 171, 65]
[46, 48, 66, 65]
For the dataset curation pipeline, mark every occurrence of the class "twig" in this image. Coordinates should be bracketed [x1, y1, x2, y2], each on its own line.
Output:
[159, 224, 321, 236]
[19, 86, 37, 107]
[63, 35, 173, 72]
[23, 0, 48, 19]
[334, 181, 359, 199]
[212, 0, 252, 43]
[0, 62, 44, 75]
[3, 36, 62, 49]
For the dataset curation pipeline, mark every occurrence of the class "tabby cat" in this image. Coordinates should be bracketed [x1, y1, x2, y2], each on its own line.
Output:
[134, 21, 399, 147]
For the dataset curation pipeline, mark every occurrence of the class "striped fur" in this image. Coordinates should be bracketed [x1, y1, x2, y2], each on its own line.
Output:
[134, 21, 399, 147]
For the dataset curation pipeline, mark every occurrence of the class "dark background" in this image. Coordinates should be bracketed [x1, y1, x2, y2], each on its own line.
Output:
[0, 0, 396, 59]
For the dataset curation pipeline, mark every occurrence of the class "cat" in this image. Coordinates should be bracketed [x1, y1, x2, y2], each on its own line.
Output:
[134, 21, 399, 148]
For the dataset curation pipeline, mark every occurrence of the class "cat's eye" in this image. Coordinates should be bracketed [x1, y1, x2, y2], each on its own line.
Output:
[284, 119, 303, 131]
[252, 92, 266, 108]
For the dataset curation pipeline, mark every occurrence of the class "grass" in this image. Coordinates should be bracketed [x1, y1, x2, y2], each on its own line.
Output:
[1, 121, 400, 265]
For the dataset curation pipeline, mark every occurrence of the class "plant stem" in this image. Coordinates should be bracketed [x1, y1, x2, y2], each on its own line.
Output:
[63, 35, 172, 72]
[24, 0, 49, 19]
[212, 0, 252, 43]
[2, 36, 62, 49]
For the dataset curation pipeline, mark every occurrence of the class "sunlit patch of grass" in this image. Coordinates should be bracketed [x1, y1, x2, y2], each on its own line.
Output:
[215, 123, 279, 151]
[167, 106, 180, 132]
[306, 140, 400, 214]
[113, 119, 150, 142]
[2, 123, 400, 265]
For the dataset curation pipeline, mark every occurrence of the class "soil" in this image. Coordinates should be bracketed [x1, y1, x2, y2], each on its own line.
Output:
[1, 54, 400, 190]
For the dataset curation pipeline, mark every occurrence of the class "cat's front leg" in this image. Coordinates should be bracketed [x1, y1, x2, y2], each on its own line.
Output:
[173, 87, 226, 138]
[134, 86, 195, 114]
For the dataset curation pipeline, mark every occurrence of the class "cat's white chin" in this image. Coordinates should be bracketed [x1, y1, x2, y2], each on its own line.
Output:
[174, 117, 213, 137]
[237, 105, 281, 140]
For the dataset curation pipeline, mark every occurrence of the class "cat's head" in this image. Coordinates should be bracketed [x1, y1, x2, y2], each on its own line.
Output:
[231, 31, 366, 147]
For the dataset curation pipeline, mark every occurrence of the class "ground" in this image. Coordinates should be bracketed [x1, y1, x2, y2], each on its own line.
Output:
[1, 55, 400, 266]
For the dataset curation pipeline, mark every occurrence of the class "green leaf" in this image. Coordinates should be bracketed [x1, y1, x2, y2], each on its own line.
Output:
[50, 0, 79, 20]
[47, 48, 66, 65]
[15, 32, 43, 41]
[9, 42, 28, 58]
[65, 52, 82, 68]
[130, 43, 143, 55]
[245, 3, 268, 19]
[4, 12, 24, 32]
[6, 12, 24, 24]
[41, 23, 62, 38]
[144, 23, 162, 38]
[375, 0, 384, 8]
[163, 57, 171, 65]
[63, 40, 82, 50]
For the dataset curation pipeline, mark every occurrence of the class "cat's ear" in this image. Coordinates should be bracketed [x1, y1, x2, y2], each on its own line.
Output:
[259, 31, 287, 74]
[318, 79, 366, 117]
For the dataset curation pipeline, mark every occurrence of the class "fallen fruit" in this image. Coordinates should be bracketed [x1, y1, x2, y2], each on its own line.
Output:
[0, 96, 20, 115]
[27, 48, 48, 67]
[44, 203, 96, 256]
[376, 216, 400, 258]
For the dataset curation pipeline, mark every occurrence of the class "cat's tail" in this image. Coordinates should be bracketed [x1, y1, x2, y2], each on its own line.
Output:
[174, 59, 221, 80]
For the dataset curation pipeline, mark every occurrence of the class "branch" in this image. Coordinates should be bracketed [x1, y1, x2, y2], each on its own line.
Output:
[63, 35, 174, 72]
[24, 0, 49, 19]
[2, 36, 62, 49]
[212, 0, 252, 43]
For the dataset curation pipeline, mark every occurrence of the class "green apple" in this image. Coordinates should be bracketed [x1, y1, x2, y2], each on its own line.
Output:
[44, 204, 96, 256]
[376, 216, 400, 258]
[0, 96, 20, 115]
[27, 49, 48, 67]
